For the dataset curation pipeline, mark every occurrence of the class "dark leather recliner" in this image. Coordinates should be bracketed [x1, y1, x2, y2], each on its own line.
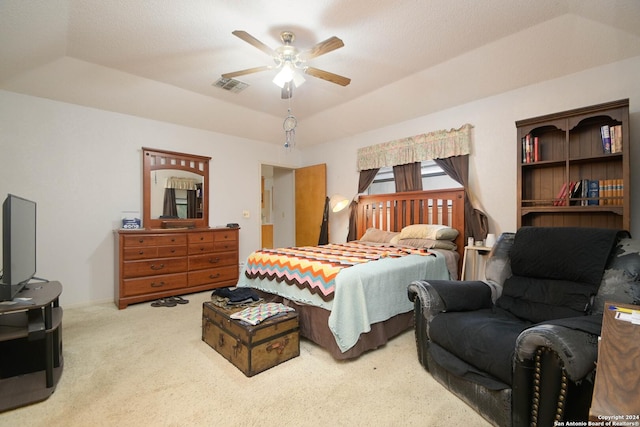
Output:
[408, 227, 640, 427]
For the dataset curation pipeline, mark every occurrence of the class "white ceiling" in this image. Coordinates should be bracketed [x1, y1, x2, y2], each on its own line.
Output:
[2, 0, 640, 146]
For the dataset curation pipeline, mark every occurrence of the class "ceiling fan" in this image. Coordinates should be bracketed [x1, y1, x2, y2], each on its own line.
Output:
[222, 30, 351, 99]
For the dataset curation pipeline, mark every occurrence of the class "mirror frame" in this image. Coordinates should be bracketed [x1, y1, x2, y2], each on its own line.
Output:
[142, 147, 210, 229]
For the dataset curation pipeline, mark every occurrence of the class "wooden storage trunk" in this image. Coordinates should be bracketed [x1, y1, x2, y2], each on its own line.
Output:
[202, 301, 299, 377]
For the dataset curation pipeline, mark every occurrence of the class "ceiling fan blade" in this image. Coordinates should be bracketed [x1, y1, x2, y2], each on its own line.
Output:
[232, 30, 276, 57]
[221, 65, 271, 79]
[281, 82, 293, 99]
[305, 67, 351, 86]
[301, 36, 344, 60]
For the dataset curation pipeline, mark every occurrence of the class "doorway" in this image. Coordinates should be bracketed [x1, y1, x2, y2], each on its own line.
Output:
[261, 163, 327, 249]
[261, 164, 295, 249]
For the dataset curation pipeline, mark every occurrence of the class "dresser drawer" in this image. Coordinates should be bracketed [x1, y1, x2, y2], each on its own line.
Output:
[188, 265, 238, 287]
[189, 231, 214, 244]
[214, 240, 237, 252]
[188, 242, 216, 255]
[123, 233, 187, 247]
[123, 246, 159, 261]
[123, 245, 187, 260]
[122, 273, 187, 297]
[157, 245, 188, 258]
[189, 251, 237, 271]
[122, 257, 188, 279]
[214, 230, 237, 242]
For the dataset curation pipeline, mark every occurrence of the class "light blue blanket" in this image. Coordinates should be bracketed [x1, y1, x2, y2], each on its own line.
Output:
[237, 251, 450, 353]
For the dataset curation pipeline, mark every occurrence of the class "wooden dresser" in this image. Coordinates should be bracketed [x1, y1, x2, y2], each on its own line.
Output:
[115, 227, 239, 309]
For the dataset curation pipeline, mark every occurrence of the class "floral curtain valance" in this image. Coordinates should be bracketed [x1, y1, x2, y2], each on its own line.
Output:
[165, 177, 197, 190]
[356, 123, 473, 171]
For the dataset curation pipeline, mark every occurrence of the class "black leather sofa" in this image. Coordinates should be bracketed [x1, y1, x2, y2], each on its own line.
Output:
[408, 227, 640, 427]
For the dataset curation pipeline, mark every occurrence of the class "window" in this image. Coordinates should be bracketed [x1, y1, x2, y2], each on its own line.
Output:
[367, 160, 462, 195]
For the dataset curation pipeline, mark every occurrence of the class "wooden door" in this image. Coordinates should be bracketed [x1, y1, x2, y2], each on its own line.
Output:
[295, 164, 326, 246]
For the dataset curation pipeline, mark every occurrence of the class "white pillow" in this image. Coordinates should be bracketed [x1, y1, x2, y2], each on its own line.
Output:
[399, 224, 459, 241]
[359, 228, 399, 244]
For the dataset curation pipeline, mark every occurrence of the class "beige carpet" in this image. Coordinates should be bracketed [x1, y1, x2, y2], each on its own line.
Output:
[2, 291, 490, 427]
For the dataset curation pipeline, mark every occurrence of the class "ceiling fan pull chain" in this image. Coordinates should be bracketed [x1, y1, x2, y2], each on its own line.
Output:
[283, 106, 297, 150]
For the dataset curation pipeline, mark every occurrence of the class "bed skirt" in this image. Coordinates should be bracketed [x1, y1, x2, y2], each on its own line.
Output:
[257, 291, 414, 360]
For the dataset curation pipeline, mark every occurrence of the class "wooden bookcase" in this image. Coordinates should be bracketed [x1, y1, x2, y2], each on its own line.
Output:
[516, 99, 630, 231]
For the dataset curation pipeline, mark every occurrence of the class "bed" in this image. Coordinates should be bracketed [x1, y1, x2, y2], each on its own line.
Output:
[237, 189, 465, 359]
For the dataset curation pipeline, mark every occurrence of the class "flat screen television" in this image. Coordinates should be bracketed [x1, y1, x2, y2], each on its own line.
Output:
[1, 194, 37, 301]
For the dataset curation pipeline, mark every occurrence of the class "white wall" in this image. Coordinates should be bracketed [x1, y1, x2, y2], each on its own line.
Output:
[306, 55, 640, 243]
[0, 91, 301, 307]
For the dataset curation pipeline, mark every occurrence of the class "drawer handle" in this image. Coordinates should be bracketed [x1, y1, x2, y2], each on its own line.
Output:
[267, 337, 290, 355]
[209, 273, 221, 279]
[150, 263, 165, 270]
[138, 239, 144, 243]
[138, 250, 144, 255]
[170, 248, 176, 253]
[209, 257, 220, 264]
[150, 281, 166, 288]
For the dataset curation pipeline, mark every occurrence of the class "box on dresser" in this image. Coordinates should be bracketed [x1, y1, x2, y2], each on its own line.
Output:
[114, 227, 239, 309]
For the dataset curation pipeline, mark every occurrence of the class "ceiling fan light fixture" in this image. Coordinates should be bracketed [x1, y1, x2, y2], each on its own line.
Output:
[273, 61, 295, 88]
[292, 70, 305, 87]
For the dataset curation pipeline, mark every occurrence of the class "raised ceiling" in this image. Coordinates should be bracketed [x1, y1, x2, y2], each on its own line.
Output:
[2, 0, 640, 146]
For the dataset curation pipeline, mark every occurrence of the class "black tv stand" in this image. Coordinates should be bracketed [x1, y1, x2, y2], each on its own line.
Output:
[0, 281, 63, 412]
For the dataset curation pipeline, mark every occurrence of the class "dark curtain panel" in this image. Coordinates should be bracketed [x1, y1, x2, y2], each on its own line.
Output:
[393, 162, 423, 192]
[434, 155, 488, 240]
[347, 168, 380, 241]
[318, 197, 330, 245]
[162, 188, 178, 217]
[187, 189, 197, 218]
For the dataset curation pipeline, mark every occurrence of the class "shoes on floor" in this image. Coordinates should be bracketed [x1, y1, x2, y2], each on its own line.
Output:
[150, 296, 189, 307]
[151, 298, 177, 307]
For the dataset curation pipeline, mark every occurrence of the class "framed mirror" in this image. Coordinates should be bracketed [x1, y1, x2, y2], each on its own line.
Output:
[142, 147, 210, 229]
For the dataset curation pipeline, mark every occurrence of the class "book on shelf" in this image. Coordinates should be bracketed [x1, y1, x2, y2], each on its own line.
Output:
[588, 179, 600, 205]
[595, 179, 625, 206]
[601, 125, 611, 154]
[553, 178, 623, 207]
[521, 133, 540, 163]
[600, 180, 609, 205]
[610, 124, 623, 153]
[554, 181, 568, 206]
[569, 180, 582, 205]
[581, 179, 589, 206]
[617, 178, 624, 205]
[607, 178, 624, 205]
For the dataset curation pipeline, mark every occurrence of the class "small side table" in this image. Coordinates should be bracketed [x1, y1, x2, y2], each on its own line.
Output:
[461, 245, 493, 281]
[0, 281, 63, 412]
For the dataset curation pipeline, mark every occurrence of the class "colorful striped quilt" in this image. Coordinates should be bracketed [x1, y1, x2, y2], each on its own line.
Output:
[244, 242, 430, 301]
